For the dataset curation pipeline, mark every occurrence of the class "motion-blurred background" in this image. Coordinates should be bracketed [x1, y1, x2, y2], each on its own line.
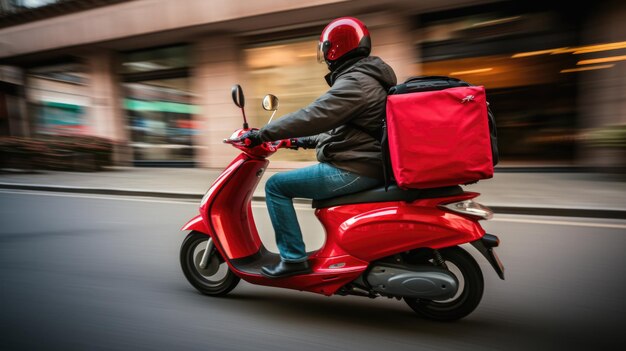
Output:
[0, 0, 624, 171]
[1, 2, 626, 350]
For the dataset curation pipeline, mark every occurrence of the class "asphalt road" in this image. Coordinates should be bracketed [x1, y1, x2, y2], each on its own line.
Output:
[1, 191, 625, 351]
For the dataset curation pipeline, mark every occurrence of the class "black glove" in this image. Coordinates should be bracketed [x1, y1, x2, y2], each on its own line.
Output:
[239, 130, 263, 148]
[288, 138, 300, 150]
[293, 136, 317, 150]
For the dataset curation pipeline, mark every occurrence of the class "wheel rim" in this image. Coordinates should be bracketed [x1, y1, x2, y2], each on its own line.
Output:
[404, 247, 483, 320]
[189, 238, 229, 287]
[194, 248, 220, 276]
[422, 260, 468, 309]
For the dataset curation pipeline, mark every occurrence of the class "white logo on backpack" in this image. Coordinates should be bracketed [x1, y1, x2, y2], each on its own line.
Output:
[461, 95, 475, 103]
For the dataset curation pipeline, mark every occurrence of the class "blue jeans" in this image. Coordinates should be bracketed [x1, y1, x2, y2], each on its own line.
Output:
[265, 163, 380, 262]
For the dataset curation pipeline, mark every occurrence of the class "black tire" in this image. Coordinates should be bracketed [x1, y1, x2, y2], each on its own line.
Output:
[404, 246, 484, 321]
[180, 231, 240, 296]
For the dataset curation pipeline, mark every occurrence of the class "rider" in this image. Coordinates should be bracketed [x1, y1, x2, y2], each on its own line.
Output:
[241, 17, 397, 278]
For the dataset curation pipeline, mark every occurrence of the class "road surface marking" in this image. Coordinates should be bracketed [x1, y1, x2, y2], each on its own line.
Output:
[491, 216, 626, 229]
[1, 190, 624, 228]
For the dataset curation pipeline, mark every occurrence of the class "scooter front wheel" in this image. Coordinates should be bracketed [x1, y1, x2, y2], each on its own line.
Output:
[180, 231, 240, 296]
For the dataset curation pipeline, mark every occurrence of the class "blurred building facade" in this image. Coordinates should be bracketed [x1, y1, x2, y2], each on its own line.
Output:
[0, 0, 624, 169]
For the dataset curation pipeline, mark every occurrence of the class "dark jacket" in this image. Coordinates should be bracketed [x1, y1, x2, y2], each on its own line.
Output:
[258, 56, 397, 180]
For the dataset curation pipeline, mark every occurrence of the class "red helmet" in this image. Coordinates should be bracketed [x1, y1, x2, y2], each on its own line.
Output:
[317, 17, 371, 67]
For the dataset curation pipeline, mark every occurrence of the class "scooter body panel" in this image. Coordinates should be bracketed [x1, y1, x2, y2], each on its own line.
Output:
[234, 255, 369, 296]
[205, 155, 267, 260]
[315, 193, 486, 262]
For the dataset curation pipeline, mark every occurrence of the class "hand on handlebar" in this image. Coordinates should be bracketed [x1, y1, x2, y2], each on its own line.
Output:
[239, 130, 263, 148]
[224, 129, 299, 151]
[269, 138, 299, 150]
[287, 138, 300, 150]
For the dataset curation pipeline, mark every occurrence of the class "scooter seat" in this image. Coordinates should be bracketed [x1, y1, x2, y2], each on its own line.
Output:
[311, 184, 464, 208]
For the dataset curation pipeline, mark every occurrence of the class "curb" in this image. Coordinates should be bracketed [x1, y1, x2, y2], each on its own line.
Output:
[0, 183, 201, 200]
[487, 206, 625, 220]
[1, 183, 624, 220]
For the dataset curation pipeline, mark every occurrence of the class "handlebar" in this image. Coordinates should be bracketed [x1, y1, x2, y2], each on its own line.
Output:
[223, 137, 297, 150]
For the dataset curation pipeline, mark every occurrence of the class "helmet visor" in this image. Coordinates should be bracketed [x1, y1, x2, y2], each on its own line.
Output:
[317, 41, 326, 64]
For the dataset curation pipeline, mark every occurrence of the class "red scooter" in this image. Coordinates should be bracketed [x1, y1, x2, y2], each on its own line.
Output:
[180, 85, 504, 321]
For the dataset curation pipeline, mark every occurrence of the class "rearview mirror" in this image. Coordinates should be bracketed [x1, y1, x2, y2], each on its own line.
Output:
[262, 94, 279, 111]
[263, 94, 280, 124]
[231, 84, 245, 108]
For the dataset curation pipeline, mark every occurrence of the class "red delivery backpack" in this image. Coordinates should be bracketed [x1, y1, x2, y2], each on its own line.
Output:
[381, 76, 498, 189]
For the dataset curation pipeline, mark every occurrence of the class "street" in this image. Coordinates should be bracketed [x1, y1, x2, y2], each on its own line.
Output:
[1, 190, 625, 350]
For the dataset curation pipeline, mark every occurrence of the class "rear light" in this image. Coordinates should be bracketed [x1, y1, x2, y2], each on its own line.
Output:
[482, 233, 500, 247]
[439, 200, 493, 220]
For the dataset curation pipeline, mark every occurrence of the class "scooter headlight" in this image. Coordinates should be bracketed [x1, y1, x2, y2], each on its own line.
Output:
[440, 200, 493, 220]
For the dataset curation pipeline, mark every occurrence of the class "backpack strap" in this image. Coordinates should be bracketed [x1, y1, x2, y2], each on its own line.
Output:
[380, 119, 393, 191]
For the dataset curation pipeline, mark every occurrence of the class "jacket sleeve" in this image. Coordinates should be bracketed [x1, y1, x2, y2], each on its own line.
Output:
[258, 76, 365, 141]
[297, 135, 320, 149]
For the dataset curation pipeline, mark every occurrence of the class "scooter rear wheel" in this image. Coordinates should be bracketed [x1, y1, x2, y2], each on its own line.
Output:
[180, 231, 240, 296]
[404, 246, 484, 321]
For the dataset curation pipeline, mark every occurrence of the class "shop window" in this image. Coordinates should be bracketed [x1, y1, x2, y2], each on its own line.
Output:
[244, 38, 328, 162]
[0, 66, 24, 137]
[121, 45, 196, 165]
[9, 0, 58, 11]
[418, 7, 582, 163]
[121, 46, 190, 74]
[25, 62, 89, 135]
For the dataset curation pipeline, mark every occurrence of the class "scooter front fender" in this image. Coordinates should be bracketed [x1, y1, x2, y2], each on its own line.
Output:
[181, 215, 210, 234]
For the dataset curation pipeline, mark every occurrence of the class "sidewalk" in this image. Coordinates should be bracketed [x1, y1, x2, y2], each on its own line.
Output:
[0, 167, 625, 218]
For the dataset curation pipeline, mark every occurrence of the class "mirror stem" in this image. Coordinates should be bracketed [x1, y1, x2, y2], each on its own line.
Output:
[241, 107, 249, 129]
[268, 111, 277, 124]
